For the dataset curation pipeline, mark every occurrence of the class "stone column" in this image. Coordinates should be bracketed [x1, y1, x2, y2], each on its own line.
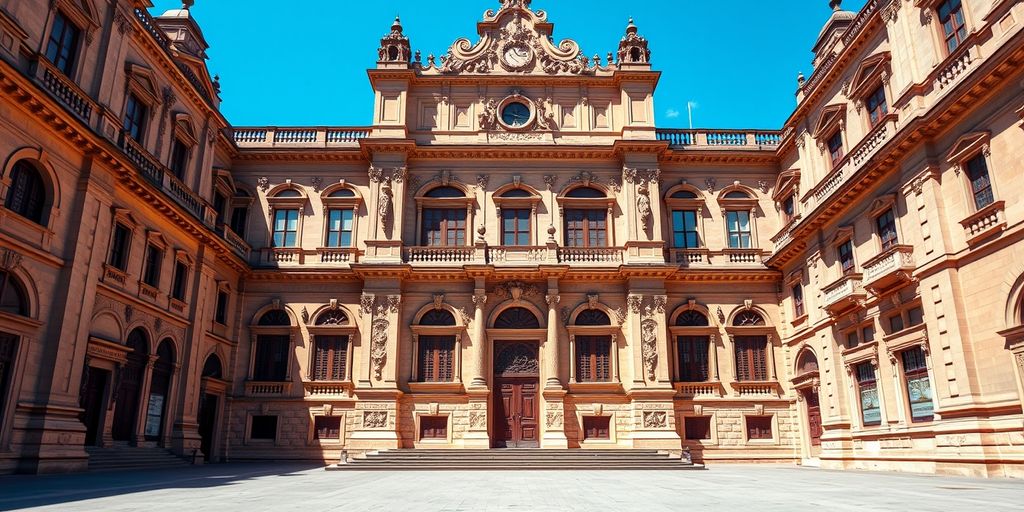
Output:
[133, 355, 158, 445]
[544, 292, 562, 390]
[469, 288, 488, 388]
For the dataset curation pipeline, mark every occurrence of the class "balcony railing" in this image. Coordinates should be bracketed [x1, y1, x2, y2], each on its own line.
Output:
[822, 273, 866, 315]
[118, 132, 213, 225]
[31, 57, 94, 122]
[245, 381, 292, 396]
[732, 381, 779, 398]
[303, 382, 352, 397]
[405, 246, 479, 264]
[863, 244, 915, 292]
[219, 224, 251, 260]
[959, 201, 1006, 245]
[675, 382, 722, 398]
[232, 127, 371, 147]
[722, 248, 764, 264]
[657, 129, 782, 149]
[669, 249, 710, 265]
[487, 246, 549, 264]
[557, 247, 624, 265]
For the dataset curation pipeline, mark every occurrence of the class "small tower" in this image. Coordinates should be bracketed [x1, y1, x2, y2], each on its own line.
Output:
[377, 16, 412, 68]
[617, 18, 651, 68]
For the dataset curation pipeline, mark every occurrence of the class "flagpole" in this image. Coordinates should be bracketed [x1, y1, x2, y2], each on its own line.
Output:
[687, 102, 694, 130]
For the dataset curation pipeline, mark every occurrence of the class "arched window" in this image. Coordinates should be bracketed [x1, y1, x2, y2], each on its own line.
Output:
[575, 309, 611, 326]
[724, 190, 750, 199]
[566, 187, 605, 198]
[671, 190, 698, 199]
[671, 309, 714, 383]
[414, 308, 459, 383]
[562, 187, 611, 248]
[202, 354, 223, 379]
[796, 350, 819, 375]
[500, 189, 532, 198]
[113, 328, 148, 441]
[419, 186, 470, 247]
[328, 188, 356, 198]
[0, 270, 29, 317]
[274, 189, 302, 198]
[322, 187, 361, 249]
[314, 309, 349, 326]
[494, 186, 542, 248]
[145, 339, 175, 442]
[733, 311, 766, 327]
[252, 310, 291, 382]
[732, 310, 769, 382]
[5, 161, 47, 225]
[258, 310, 291, 326]
[310, 308, 354, 382]
[494, 307, 540, 329]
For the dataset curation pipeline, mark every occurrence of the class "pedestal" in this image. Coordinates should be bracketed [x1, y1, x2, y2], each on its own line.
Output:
[542, 388, 569, 449]
[462, 387, 491, 448]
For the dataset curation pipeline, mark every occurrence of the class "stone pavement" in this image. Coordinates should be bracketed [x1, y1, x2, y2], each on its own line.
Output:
[0, 463, 1021, 512]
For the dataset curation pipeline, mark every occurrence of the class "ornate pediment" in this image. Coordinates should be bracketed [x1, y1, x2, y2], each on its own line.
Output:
[436, 0, 591, 76]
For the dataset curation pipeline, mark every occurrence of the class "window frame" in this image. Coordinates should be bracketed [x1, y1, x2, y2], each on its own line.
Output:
[43, 6, 92, 78]
[306, 308, 357, 384]
[410, 308, 464, 388]
[567, 311, 620, 387]
[854, 361, 882, 427]
[248, 308, 295, 383]
[946, 132, 1000, 215]
[563, 208, 609, 248]
[415, 185, 474, 248]
[4, 160, 49, 226]
[900, 346, 935, 423]
[170, 251, 192, 304]
[665, 187, 707, 251]
[556, 185, 616, 248]
[107, 221, 133, 273]
[936, 0, 968, 55]
[320, 185, 362, 250]
[493, 185, 542, 248]
[669, 307, 718, 384]
[122, 92, 149, 143]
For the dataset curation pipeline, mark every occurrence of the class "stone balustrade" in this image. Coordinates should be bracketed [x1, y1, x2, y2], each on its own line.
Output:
[669, 249, 710, 265]
[935, 43, 975, 90]
[405, 246, 479, 264]
[657, 129, 782, 149]
[118, 132, 215, 226]
[722, 248, 764, 264]
[304, 382, 351, 397]
[319, 248, 359, 264]
[959, 201, 1006, 245]
[232, 127, 370, 147]
[487, 246, 549, 264]
[31, 57, 94, 122]
[863, 244, 915, 292]
[676, 382, 721, 398]
[220, 225, 251, 260]
[557, 247, 624, 265]
[733, 382, 778, 398]
[822, 273, 866, 314]
[245, 381, 292, 396]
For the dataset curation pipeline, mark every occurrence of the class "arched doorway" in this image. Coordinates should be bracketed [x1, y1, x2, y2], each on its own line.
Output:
[198, 354, 224, 462]
[143, 339, 175, 444]
[112, 329, 148, 442]
[794, 349, 822, 457]
[491, 306, 542, 448]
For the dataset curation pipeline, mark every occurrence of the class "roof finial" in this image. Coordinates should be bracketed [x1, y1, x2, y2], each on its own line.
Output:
[391, 15, 403, 34]
[829, 0, 842, 11]
[182, 0, 194, 9]
[626, 17, 638, 35]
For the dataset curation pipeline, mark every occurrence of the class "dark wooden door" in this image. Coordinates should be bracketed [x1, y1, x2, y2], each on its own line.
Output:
[198, 393, 218, 462]
[494, 378, 538, 448]
[80, 368, 108, 446]
[805, 390, 823, 447]
[112, 344, 147, 441]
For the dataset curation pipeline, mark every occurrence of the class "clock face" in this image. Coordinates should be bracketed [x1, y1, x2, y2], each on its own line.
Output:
[501, 102, 531, 127]
[503, 44, 533, 69]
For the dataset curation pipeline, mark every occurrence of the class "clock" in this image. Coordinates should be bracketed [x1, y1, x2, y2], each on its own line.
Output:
[502, 43, 534, 71]
[501, 102, 531, 127]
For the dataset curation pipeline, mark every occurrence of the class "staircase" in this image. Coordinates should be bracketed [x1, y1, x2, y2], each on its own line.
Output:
[327, 449, 703, 471]
[86, 445, 194, 472]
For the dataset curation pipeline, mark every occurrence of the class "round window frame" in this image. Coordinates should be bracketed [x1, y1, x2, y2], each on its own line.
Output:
[496, 96, 536, 132]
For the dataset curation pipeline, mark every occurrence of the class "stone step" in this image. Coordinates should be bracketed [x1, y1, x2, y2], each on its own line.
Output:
[332, 449, 702, 471]
[86, 447, 193, 472]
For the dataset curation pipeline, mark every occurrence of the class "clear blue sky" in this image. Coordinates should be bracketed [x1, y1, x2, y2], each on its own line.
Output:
[152, 1, 866, 129]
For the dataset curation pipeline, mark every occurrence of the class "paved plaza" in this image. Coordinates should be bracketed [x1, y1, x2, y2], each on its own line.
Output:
[0, 463, 1020, 512]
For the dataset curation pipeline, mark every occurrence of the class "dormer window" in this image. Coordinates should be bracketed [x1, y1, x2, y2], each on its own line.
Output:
[45, 12, 81, 76]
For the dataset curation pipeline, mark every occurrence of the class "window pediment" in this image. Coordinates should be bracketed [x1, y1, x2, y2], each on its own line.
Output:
[173, 113, 198, 146]
[125, 63, 161, 107]
[321, 184, 363, 211]
[145, 230, 167, 248]
[493, 184, 542, 209]
[665, 185, 706, 211]
[946, 131, 990, 164]
[812, 104, 847, 140]
[716, 185, 758, 210]
[830, 225, 855, 245]
[111, 207, 140, 228]
[55, 0, 100, 36]
[869, 193, 897, 217]
[772, 170, 801, 202]
[849, 52, 891, 100]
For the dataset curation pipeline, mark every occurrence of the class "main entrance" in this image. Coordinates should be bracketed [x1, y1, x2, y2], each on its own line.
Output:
[492, 342, 539, 448]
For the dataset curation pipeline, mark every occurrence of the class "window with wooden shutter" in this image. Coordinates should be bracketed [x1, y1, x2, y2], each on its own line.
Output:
[582, 416, 610, 440]
[746, 415, 773, 440]
[575, 336, 612, 382]
[684, 416, 712, 440]
[417, 336, 455, 382]
[419, 416, 448, 440]
[313, 416, 342, 441]
[676, 336, 710, 382]
[253, 335, 289, 381]
[734, 336, 768, 382]
[313, 335, 348, 381]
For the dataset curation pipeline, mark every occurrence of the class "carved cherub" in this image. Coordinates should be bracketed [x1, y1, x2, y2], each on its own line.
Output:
[479, 99, 499, 130]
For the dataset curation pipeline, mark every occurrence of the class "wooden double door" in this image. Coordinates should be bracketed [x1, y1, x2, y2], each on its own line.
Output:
[804, 389, 823, 448]
[492, 342, 540, 448]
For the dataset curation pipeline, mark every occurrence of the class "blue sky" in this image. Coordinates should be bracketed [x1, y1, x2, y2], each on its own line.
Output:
[152, 1, 866, 129]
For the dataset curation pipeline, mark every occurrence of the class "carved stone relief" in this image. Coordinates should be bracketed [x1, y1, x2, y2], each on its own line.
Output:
[370, 317, 389, 381]
[642, 410, 668, 429]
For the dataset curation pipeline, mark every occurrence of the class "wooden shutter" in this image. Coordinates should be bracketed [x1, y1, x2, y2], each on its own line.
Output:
[314, 335, 348, 381]
[418, 336, 455, 382]
[583, 416, 610, 440]
[576, 336, 611, 382]
[314, 416, 342, 440]
[677, 336, 710, 382]
[735, 336, 767, 381]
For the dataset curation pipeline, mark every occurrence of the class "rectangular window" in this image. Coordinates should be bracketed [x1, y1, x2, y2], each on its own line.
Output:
[734, 336, 768, 382]
[846, 331, 860, 349]
[249, 415, 277, 440]
[838, 239, 855, 275]
[417, 336, 455, 382]
[907, 306, 925, 327]
[582, 416, 610, 440]
[862, 325, 875, 343]
[672, 210, 700, 248]
[876, 208, 899, 250]
[123, 94, 148, 142]
[676, 336, 710, 382]
[171, 261, 188, 301]
[253, 335, 289, 381]
[169, 138, 189, 180]
[684, 416, 712, 441]
[866, 85, 888, 128]
[230, 206, 248, 236]
[965, 154, 994, 210]
[856, 362, 882, 426]
[938, 0, 967, 54]
[272, 209, 299, 247]
[142, 244, 163, 288]
[792, 284, 805, 318]
[827, 131, 844, 166]
[501, 208, 531, 246]
[421, 208, 467, 247]
[108, 223, 132, 271]
[214, 290, 229, 325]
[726, 210, 752, 249]
[901, 347, 934, 422]
[576, 336, 612, 382]
[326, 209, 354, 247]
[781, 196, 795, 223]
[889, 313, 905, 333]
[746, 416, 773, 440]
[419, 416, 448, 440]
[313, 335, 348, 381]
[45, 12, 80, 76]
[0, 334, 16, 430]
[564, 209, 607, 247]
[314, 416, 342, 441]
[213, 193, 227, 225]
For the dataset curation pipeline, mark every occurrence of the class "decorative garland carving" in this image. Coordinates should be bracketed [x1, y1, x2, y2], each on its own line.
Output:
[641, 318, 659, 381]
[637, 182, 652, 229]
[363, 410, 388, 429]
[370, 317, 389, 380]
[492, 281, 541, 302]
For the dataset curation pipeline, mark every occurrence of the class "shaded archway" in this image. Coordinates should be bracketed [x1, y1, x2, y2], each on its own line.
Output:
[198, 353, 225, 462]
[112, 328, 148, 442]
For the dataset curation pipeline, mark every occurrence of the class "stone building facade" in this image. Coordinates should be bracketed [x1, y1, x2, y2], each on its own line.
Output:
[0, 0, 1021, 477]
